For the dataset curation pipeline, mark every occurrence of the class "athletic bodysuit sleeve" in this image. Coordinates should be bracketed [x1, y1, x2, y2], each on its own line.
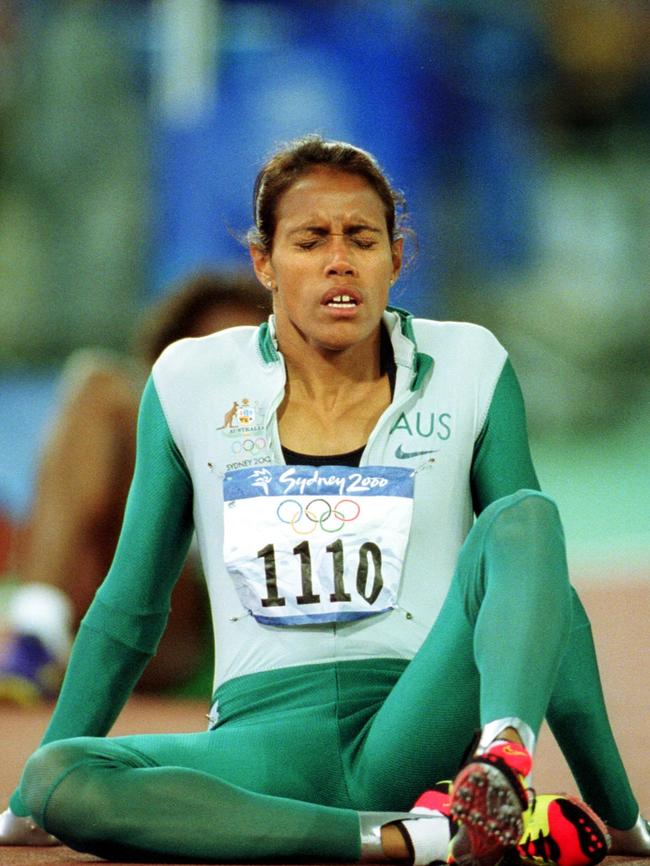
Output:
[10, 377, 194, 816]
[470, 358, 540, 514]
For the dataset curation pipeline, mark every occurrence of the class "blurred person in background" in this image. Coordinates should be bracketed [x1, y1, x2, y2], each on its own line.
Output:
[0, 272, 271, 702]
[0, 135, 647, 863]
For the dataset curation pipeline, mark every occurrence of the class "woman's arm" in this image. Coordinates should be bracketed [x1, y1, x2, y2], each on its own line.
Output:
[470, 358, 540, 513]
[9, 377, 194, 817]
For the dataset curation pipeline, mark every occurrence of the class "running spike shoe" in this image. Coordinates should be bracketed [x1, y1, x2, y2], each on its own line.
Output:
[411, 784, 453, 819]
[518, 794, 609, 866]
[448, 741, 532, 866]
[412, 780, 609, 866]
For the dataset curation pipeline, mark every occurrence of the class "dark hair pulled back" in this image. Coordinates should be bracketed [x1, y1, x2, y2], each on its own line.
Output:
[247, 134, 408, 252]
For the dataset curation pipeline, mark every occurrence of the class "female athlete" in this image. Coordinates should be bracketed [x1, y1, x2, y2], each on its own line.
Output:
[1, 135, 648, 865]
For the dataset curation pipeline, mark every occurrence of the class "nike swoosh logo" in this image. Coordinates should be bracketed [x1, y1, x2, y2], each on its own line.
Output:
[394, 445, 438, 460]
[502, 744, 528, 757]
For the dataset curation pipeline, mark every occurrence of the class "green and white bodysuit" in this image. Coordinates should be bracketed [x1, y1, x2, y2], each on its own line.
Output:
[12, 309, 638, 862]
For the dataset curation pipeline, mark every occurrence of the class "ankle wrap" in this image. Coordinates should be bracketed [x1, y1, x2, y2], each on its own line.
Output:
[358, 811, 415, 862]
[397, 813, 450, 865]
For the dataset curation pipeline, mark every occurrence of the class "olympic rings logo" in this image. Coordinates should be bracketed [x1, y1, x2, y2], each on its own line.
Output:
[276, 498, 361, 534]
[231, 437, 267, 454]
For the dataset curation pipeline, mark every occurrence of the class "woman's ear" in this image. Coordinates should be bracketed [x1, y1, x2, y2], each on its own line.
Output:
[391, 237, 404, 284]
[249, 245, 275, 292]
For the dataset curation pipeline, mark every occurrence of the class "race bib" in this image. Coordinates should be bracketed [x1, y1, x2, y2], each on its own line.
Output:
[223, 465, 415, 626]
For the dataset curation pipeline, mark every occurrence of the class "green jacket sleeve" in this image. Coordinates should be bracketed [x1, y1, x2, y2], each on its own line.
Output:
[11, 377, 193, 816]
[470, 358, 540, 514]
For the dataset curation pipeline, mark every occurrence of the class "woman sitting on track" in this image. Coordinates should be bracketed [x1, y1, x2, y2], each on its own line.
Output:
[1, 135, 649, 865]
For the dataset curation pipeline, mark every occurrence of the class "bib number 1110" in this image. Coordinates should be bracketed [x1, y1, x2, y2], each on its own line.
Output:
[257, 538, 383, 608]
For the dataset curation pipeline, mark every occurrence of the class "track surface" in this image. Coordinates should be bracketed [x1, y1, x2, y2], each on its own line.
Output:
[1, 581, 648, 865]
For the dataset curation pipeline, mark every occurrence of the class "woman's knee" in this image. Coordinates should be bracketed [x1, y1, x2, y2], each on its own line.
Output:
[457, 490, 570, 618]
[486, 488, 560, 520]
[462, 490, 563, 569]
[21, 737, 110, 827]
[22, 740, 82, 823]
[481, 489, 563, 546]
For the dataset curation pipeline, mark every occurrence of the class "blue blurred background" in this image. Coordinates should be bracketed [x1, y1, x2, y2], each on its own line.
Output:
[1, 0, 649, 580]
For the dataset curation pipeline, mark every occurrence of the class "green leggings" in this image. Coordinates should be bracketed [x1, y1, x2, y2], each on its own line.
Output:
[19, 491, 637, 862]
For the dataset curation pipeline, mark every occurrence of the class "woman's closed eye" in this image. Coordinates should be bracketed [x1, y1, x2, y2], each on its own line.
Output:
[295, 234, 378, 251]
[351, 236, 377, 249]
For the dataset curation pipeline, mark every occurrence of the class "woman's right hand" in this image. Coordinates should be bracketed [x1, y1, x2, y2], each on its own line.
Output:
[0, 807, 60, 846]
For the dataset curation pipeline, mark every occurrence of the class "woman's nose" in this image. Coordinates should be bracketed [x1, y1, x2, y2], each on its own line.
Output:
[325, 236, 356, 276]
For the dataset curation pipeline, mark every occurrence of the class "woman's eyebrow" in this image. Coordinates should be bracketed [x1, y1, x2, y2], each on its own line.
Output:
[345, 224, 382, 235]
[288, 223, 382, 237]
[288, 225, 329, 236]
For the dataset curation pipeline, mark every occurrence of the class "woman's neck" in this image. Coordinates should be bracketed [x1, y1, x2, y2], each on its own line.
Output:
[277, 326, 392, 455]
[279, 327, 382, 403]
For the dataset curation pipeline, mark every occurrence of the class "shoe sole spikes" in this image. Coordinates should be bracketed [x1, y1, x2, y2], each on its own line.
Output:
[449, 761, 525, 866]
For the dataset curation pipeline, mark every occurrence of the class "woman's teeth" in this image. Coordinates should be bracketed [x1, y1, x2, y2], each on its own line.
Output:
[328, 294, 356, 308]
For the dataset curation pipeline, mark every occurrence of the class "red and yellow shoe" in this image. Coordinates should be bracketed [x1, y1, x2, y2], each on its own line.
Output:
[448, 741, 532, 866]
[412, 750, 609, 866]
[518, 794, 610, 866]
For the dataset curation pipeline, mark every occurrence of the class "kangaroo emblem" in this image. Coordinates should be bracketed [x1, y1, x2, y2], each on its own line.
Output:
[218, 401, 239, 429]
